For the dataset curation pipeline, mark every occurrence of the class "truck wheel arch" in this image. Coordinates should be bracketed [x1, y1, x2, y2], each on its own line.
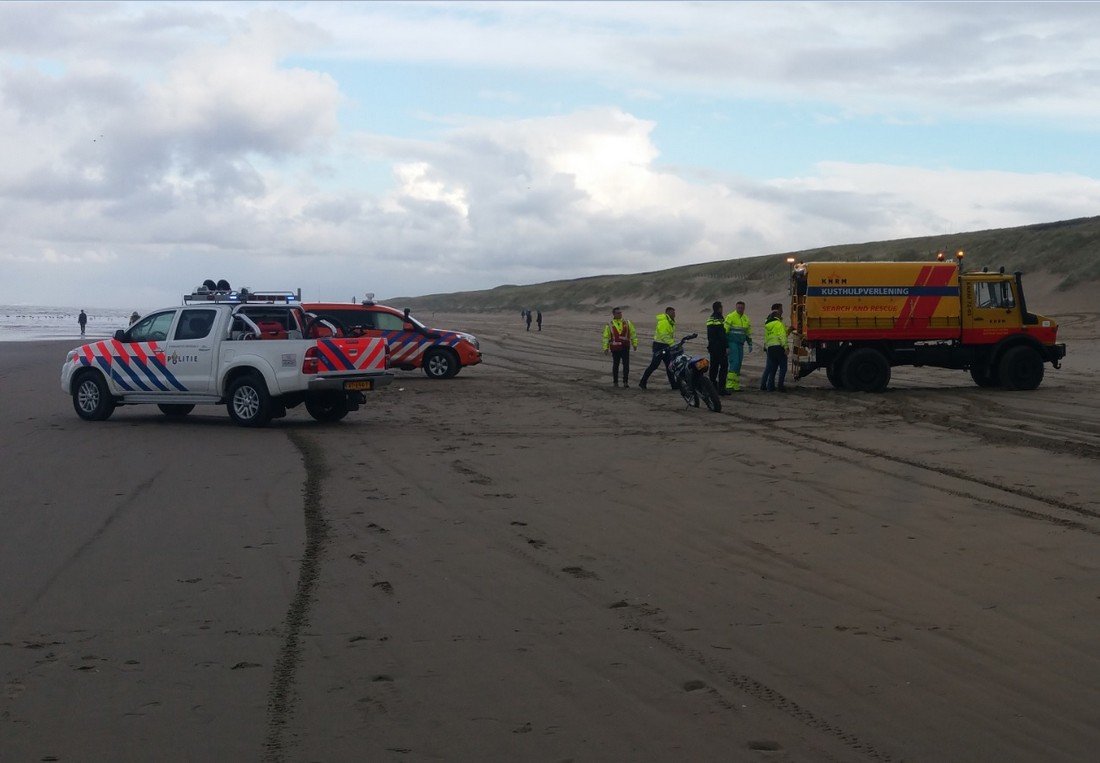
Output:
[220, 362, 280, 398]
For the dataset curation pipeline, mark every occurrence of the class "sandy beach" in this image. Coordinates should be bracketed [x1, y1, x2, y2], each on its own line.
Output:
[3, 308, 1100, 761]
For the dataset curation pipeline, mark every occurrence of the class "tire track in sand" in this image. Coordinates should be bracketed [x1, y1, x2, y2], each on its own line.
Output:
[263, 431, 330, 761]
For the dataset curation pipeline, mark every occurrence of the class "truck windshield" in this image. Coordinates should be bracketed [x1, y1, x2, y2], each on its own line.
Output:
[973, 281, 1015, 309]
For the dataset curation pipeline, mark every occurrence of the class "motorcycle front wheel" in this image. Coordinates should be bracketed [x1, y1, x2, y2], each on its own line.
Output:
[679, 378, 699, 407]
[697, 377, 722, 413]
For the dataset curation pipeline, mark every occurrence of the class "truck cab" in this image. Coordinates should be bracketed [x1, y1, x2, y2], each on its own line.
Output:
[789, 260, 1065, 391]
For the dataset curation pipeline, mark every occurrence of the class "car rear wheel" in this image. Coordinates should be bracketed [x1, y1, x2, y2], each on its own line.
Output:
[227, 374, 274, 427]
[158, 404, 195, 417]
[305, 393, 349, 422]
[423, 348, 459, 379]
[73, 371, 116, 421]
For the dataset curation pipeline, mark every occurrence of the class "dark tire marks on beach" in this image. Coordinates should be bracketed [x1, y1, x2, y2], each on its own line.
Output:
[264, 431, 330, 761]
[11, 469, 164, 629]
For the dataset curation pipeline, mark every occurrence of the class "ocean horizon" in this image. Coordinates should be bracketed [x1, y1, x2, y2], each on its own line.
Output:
[0, 305, 135, 343]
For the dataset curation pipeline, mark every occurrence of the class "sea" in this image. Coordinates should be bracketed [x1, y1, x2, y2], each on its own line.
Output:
[0, 305, 136, 343]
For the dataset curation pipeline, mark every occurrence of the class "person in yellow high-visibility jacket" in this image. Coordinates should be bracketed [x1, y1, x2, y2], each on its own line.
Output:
[761, 303, 792, 391]
[601, 306, 638, 387]
[723, 301, 753, 391]
[638, 306, 677, 390]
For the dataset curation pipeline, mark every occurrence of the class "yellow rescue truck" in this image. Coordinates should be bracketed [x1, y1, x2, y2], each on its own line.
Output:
[789, 258, 1066, 391]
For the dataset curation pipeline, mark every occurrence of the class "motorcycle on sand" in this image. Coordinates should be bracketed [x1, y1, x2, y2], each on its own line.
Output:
[667, 333, 722, 413]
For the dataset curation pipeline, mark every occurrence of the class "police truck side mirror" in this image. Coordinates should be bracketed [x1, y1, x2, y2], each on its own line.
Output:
[114, 329, 127, 341]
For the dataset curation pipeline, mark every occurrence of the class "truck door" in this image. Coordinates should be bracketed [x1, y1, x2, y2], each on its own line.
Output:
[116, 310, 182, 393]
[163, 308, 218, 393]
[962, 277, 1020, 344]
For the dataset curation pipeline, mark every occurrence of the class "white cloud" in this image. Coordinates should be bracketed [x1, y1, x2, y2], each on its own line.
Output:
[2, 2, 1100, 309]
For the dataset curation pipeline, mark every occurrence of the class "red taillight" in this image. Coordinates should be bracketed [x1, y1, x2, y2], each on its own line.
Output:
[302, 346, 320, 375]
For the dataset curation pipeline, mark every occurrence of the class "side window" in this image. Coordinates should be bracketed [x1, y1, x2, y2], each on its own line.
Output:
[974, 282, 1015, 309]
[129, 311, 176, 342]
[332, 310, 375, 330]
[373, 312, 406, 331]
[174, 309, 216, 340]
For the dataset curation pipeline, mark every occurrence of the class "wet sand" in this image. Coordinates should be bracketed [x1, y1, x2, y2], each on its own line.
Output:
[2, 310, 1099, 761]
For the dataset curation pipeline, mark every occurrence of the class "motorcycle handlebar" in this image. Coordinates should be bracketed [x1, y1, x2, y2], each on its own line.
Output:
[670, 333, 698, 351]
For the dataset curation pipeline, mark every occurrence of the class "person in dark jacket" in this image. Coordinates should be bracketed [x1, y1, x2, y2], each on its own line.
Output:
[536, 310, 542, 331]
[705, 301, 729, 395]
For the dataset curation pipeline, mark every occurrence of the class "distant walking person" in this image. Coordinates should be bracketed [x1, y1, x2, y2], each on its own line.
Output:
[525, 310, 532, 331]
[705, 301, 729, 395]
[602, 307, 638, 387]
[536, 310, 542, 331]
[761, 303, 790, 392]
[130, 311, 140, 325]
[78, 309, 87, 337]
[724, 300, 753, 392]
[638, 306, 677, 390]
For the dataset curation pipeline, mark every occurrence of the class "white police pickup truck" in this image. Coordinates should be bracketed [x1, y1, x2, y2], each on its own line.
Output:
[61, 287, 393, 427]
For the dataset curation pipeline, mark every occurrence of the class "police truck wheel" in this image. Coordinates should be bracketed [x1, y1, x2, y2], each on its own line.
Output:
[998, 346, 1044, 390]
[969, 365, 1000, 388]
[305, 393, 349, 422]
[698, 377, 722, 412]
[842, 348, 891, 392]
[826, 362, 845, 389]
[158, 404, 195, 417]
[73, 371, 116, 421]
[227, 374, 274, 427]
[423, 348, 458, 379]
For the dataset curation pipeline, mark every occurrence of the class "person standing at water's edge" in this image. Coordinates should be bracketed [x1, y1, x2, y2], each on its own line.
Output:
[525, 310, 532, 331]
[705, 301, 729, 396]
[537, 310, 542, 331]
[602, 307, 637, 387]
[639, 306, 677, 390]
[78, 310, 87, 336]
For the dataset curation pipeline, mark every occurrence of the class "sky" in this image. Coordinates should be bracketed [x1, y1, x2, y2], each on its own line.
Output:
[2, 1, 1099, 309]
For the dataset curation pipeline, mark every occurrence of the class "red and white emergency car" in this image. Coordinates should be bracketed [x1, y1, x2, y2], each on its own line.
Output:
[61, 283, 392, 426]
[303, 296, 482, 379]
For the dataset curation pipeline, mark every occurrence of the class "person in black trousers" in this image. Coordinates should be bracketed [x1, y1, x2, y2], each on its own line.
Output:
[704, 301, 729, 395]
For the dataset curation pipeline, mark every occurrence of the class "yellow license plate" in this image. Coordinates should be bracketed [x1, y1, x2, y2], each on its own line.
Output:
[344, 380, 373, 391]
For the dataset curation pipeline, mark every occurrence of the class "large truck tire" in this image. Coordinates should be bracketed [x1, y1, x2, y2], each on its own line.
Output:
[826, 362, 845, 389]
[998, 346, 1044, 390]
[969, 365, 1000, 388]
[842, 348, 891, 392]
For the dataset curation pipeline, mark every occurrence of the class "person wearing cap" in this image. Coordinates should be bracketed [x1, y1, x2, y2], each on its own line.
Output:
[602, 307, 638, 387]
[638, 306, 677, 390]
[705, 301, 729, 395]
